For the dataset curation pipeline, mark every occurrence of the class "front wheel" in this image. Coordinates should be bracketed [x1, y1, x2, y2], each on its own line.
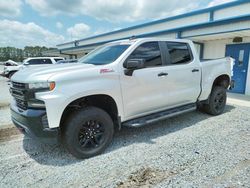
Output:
[203, 86, 227, 115]
[63, 107, 114, 159]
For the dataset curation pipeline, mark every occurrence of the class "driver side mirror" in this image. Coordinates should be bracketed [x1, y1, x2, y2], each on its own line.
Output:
[23, 62, 29, 65]
[123, 59, 145, 76]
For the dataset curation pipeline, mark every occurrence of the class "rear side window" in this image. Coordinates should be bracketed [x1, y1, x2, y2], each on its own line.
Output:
[54, 58, 64, 62]
[166, 42, 192, 65]
[28, 59, 53, 65]
[43, 59, 53, 64]
[128, 42, 162, 67]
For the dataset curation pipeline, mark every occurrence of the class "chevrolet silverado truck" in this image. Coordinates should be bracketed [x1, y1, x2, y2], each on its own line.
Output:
[2, 57, 64, 79]
[10, 38, 233, 158]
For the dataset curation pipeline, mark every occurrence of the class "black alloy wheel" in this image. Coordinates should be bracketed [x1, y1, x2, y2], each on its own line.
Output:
[63, 107, 114, 159]
[213, 91, 226, 113]
[78, 120, 105, 149]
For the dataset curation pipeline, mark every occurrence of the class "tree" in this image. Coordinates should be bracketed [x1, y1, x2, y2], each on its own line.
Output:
[0, 46, 57, 62]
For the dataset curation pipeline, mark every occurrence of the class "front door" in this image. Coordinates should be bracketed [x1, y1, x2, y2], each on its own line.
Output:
[121, 41, 169, 119]
[226, 44, 250, 94]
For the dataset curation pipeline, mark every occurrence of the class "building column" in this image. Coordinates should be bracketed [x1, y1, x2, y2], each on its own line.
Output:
[245, 52, 250, 95]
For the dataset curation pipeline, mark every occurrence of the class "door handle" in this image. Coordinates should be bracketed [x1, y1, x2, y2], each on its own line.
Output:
[192, 69, 200, 72]
[158, 72, 168, 77]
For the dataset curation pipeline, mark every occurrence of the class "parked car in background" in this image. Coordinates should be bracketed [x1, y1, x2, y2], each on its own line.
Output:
[10, 38, 233, 158]
[1, 57, 64, 78]
[55, 59, 78, 64]
[4, 59, 20, 66]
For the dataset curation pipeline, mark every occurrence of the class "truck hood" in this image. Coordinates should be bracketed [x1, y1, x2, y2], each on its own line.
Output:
[11, 63, 95, 83]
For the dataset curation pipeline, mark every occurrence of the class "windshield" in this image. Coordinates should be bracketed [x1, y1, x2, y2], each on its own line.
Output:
[78, 44, 130, 65]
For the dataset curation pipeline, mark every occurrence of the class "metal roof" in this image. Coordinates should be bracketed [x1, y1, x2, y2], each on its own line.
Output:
[57, 0, 250, 47]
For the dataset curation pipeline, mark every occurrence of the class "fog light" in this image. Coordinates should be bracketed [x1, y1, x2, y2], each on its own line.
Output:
[27, 100, 45, 108]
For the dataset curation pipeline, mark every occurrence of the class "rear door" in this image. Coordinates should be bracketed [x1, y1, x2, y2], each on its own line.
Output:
[161, 42, 201, 107]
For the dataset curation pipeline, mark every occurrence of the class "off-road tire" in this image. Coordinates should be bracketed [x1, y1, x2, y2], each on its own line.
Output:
[63, 106, 114, 159]
[203, 86, 227, 115]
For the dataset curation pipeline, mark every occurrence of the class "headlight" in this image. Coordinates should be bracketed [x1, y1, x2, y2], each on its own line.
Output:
[28, 82, 56, 91]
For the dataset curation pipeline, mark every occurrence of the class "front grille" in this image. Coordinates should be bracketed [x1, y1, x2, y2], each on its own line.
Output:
[12, 81, 26, 89]
[15, 98, 27, 110]
[11, 82, 28, 110]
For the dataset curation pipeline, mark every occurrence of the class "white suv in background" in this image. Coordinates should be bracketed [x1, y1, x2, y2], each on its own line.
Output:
[2, 57, 65, 78]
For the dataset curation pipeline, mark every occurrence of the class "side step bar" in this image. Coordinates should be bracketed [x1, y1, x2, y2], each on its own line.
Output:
[122, 103, 196, 128]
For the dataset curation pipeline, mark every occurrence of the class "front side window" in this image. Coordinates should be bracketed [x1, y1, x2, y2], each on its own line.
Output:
[166, 42, 192, 65]
[78, 44, 130, 65]
[128, 42, 162, 67]
[26, 59, 41, 65]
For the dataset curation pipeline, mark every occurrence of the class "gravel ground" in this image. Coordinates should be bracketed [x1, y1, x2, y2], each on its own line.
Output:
[0, 65, 12, 128]
[0, 104, 249, 187]
[0, 106, 11, 129]
[0, 65, 12, 107]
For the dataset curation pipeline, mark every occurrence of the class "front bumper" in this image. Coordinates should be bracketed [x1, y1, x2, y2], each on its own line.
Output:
[11, 103, 59, 143]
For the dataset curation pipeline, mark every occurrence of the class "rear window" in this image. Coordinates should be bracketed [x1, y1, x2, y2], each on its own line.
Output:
[166, 42, 192, 65]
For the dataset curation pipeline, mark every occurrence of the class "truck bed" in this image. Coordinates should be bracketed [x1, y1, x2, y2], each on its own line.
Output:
[198, 57, 234, 101]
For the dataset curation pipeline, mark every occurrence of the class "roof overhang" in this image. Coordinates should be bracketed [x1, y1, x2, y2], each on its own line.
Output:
[187, 29, 250, 42]
[57, 0, 250, 47]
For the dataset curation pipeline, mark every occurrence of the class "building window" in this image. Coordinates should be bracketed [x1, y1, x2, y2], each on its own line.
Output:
[239, 50, 244, 66]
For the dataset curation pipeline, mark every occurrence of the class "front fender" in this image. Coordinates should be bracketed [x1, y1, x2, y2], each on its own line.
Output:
[36, 78, 123, 128]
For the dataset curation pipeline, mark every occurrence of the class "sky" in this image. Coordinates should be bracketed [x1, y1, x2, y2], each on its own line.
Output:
[0, 0, 234, 48]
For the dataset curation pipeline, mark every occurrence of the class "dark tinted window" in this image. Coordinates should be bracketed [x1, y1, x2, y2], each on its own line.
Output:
[27, 59, 53, 65]
[79, 45, 130, 65]
[54, 58, 64, 62]
[166, 42, 192, 64]
[43, 59, 53, 64]
[128, 42, 162, 67]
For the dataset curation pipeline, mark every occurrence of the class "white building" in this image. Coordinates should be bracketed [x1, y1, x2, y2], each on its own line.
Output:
[55, 0, 250, 95]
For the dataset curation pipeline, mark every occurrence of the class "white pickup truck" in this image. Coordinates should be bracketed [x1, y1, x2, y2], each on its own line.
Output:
[10, 38, 233, 158]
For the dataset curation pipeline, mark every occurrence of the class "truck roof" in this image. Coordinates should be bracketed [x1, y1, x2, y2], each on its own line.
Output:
[108, 37, 193, 45]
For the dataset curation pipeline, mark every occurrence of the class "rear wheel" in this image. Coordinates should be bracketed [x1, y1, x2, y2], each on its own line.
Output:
[203, 86, 227, 115]
[63, 106, 114, 159]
